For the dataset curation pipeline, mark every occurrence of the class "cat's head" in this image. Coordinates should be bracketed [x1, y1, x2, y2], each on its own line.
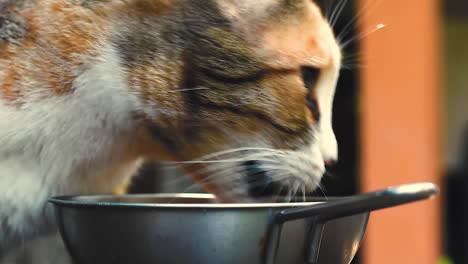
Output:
[114, 0, 341, 201]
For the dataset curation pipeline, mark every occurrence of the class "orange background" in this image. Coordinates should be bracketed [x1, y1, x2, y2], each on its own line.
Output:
[358, 0, 442, 263]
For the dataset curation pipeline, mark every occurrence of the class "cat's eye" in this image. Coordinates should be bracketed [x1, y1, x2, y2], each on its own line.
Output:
[301, 66, 320, 90]
[307, 94, 320, 121]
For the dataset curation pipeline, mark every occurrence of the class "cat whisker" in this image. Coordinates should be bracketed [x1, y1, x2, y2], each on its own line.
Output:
[336, 0, 384, 43]
[184, 160, 278, 184]
[341, 58, 365, 70]
[291, 181, 301, 202]
[286, 187, 294, 203]
[168, 149, 297, 169]
[327, 0, 342, 23]
[171, 156, 281, 165]
[188, 147, 289, 162]
[162, 159, 252, 190]
[189, 160, 289, 186]
[316, 184, 329, 201]
[340, 23, 387, 50]
[169, 151, 290, 167]
[302, 185, 306, 202]
[166, 150, 303, 191]
[341, 62, 366, 71]
[175, 166, 244, 195]
[329, 0, 349, 28]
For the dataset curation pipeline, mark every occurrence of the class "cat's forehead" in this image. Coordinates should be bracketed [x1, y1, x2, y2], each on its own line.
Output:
[216, 0, 281, 19]
[216, 0, 318, 23]
[215, 0, 339, 69]
[261, 2, 338, 69]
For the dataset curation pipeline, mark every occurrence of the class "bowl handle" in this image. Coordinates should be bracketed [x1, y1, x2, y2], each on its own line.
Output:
[263, 182, 439, 264]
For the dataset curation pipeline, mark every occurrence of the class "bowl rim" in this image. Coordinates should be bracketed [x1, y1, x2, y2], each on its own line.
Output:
[49, 193, 328, 209]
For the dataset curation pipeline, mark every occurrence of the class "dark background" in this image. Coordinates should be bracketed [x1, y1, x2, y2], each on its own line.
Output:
[444, 0, 468, 263]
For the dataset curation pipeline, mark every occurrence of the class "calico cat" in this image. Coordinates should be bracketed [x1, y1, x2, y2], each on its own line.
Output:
[0, 0, 341, 257]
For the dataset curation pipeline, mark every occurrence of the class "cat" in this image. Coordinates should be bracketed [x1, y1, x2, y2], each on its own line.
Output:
[0, 0, 341, 259]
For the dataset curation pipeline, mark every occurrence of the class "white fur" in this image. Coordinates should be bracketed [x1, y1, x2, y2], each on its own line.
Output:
[315, 25, 342, 164]
[0, 43, 143, 253]
[316, 66, 339, 163]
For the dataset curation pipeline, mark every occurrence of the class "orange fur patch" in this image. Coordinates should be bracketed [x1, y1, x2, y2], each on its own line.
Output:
[116, 0, 175, 16]
[1, 0, 110, 102]
[259, 1, 331, 70]
[1, 67, 21, 101]
[51, 2, 65, 12]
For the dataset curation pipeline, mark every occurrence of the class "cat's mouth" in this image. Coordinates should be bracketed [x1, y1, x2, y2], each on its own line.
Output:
[182, 148, 326, 202]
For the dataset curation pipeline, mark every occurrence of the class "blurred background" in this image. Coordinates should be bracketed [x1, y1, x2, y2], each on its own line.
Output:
[129, 0, 467, 263]
[443, 0, 468, 263]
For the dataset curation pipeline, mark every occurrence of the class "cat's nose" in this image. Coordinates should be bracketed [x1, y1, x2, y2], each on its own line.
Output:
[243, 161, 282, 198]
[324, 159, 337, 167]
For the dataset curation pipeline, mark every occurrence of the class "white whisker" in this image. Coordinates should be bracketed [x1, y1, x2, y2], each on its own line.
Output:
[267, 171, 294, 182]
[184, 147, 288, 163]
[328, 0, 344, 24]
[275, 184, 285, 201]
[330, 0, 349, 28]
[340, 23, 387, 50]
[316, 184, 329, 201]
[302, 185, 306, 202]
[291, 181, 301, 202]
[171, 153, 284, 165]
[336, 0, 384, 43]
[177, 166, 245, 195]
[285, 188, 292, 203]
